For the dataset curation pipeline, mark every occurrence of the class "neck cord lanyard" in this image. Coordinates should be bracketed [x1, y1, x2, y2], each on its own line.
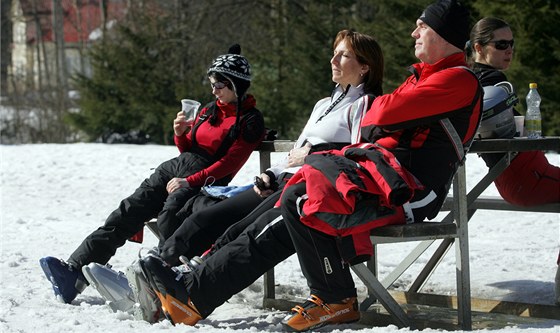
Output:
[316, 85, 350, 123]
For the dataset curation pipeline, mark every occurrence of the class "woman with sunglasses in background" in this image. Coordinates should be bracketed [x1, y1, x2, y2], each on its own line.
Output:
[39, 44, 266, 305]
[468, 17, 560, 305]
[468, 18, 514, 85]
[467, 17, 559, 206]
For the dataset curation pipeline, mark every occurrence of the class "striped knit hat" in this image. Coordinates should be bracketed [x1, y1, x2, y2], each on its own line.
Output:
[207, 44, 251, 97]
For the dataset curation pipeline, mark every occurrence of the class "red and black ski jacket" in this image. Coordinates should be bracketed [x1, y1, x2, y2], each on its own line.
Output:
[361, 53, 483, 221]
[174, 95, 264, 187]
[281, 143, 424, 237]
[280, 53, 482, 262]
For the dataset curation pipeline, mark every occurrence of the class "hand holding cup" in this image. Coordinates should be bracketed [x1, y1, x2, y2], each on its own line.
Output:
[174, 99, 201, 136]
[181, 99, 201, 122]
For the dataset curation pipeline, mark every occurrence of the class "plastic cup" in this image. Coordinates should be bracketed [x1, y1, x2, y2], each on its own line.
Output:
[181, 99, 201, 121]
[514, 115, 525, 137]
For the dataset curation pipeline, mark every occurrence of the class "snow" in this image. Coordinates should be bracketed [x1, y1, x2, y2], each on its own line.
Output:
[1, 143, 559, 333]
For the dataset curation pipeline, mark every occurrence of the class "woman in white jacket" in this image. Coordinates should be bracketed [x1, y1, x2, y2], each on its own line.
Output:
[138, 29, 386, 326]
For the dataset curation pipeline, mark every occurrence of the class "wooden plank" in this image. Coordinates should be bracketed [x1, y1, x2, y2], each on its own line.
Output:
[370, 222, 457, 238]
[256, 140, 294, 153]
[359, 304, 459, 330]
[471, 198, 560, 213]
[470, 137, 560, 153]
[263, 295, 560, 330]
[389, 291, 560, 320]
[360, 303, 560, 330]
[257, 137, 560, 154]
[263, 292, 560, 321]
[442, 196, 560, 213]
[262, 297, 295, 311]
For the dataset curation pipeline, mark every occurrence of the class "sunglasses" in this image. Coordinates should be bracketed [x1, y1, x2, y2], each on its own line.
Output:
[210, 81, 230, 90]
[488, 39, 514, 50]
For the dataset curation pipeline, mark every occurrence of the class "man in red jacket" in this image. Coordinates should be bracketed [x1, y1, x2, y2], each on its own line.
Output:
[278, 0, 482, 331]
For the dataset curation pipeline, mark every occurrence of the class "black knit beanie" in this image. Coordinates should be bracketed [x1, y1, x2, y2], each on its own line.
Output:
[419, 0, 470, 50]
[207, 44, 251, 97]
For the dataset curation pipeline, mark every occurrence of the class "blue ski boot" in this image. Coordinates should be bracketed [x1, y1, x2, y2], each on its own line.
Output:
[39, 256, 87, 304]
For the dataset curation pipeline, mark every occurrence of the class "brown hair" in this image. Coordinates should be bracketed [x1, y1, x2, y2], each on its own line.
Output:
[334, 29, 384, 96]
[466, 17, 510, 66]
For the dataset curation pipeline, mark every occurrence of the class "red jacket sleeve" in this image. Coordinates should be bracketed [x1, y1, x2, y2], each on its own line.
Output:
[173, 107, 212, 153]
[368, 67, 480, 131]
[174, 134, 191, 153]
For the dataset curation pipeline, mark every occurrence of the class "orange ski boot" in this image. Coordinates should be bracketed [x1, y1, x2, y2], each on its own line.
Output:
[282, 294, 360, 332]
[140, 255, 202, 326]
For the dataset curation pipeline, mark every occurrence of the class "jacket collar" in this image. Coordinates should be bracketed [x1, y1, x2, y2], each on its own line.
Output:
[215, 94, 256, 117]
[472, 62, 495, 72]
[332, 83, 366, 100]
[409, 52, 467, 81]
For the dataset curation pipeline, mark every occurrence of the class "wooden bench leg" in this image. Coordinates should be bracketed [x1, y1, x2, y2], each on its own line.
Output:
[453, 165, 472, 330]
[145, 220, 163, 241]
[263, 268, 275, 301]
[359, 292, 377, 312]
[381, 239, 435, 290]
[409, 238, 453, 292]
[352, 263, 414, 329]
[357, 255, 378, 311]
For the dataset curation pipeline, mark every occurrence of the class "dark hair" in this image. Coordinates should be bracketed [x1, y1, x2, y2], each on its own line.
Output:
[466, 17, 510, 66]
[334, 29, 384, 97]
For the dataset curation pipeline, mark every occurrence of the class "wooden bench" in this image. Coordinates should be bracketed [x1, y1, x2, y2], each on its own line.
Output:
[256, 140, 470, 329]
[256, 138, 560, 330]
[143, 138, 559, 329]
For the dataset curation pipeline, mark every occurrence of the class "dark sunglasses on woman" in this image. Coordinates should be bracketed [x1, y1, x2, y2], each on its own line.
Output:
[211, 81, 230, 90]
[489, 39, 514, 50]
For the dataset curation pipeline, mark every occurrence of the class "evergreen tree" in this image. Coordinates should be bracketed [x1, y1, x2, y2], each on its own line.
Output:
[70, 2, 203, 144]
[246, 1, 357, 138]
[351, 0, 427, 92]
[69, 0, 560, 143]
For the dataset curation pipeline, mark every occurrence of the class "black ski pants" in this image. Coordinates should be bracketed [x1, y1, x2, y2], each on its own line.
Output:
[159, 188, 263, 265]
[282, 182, 357, 303]
[184, 197, 293, 318]
[184, 182, 354, 318]
[68, 152, 209, 269]
[159, 173, 293, 266]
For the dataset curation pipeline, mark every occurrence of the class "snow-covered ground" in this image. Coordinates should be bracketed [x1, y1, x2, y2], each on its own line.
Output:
[1, 143, 559, 333]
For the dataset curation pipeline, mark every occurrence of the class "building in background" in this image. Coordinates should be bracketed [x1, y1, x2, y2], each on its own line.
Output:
[8, 0, 128, 93]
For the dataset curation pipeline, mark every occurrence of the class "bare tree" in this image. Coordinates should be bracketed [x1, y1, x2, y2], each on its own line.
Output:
[72, 0, 87, 74]
[100, 0, 108, 43]
[31, 0, 51, 91]
[1, 0, 12, 97]
[53, 0, 68, 92]
[51, 0, 71, 141]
